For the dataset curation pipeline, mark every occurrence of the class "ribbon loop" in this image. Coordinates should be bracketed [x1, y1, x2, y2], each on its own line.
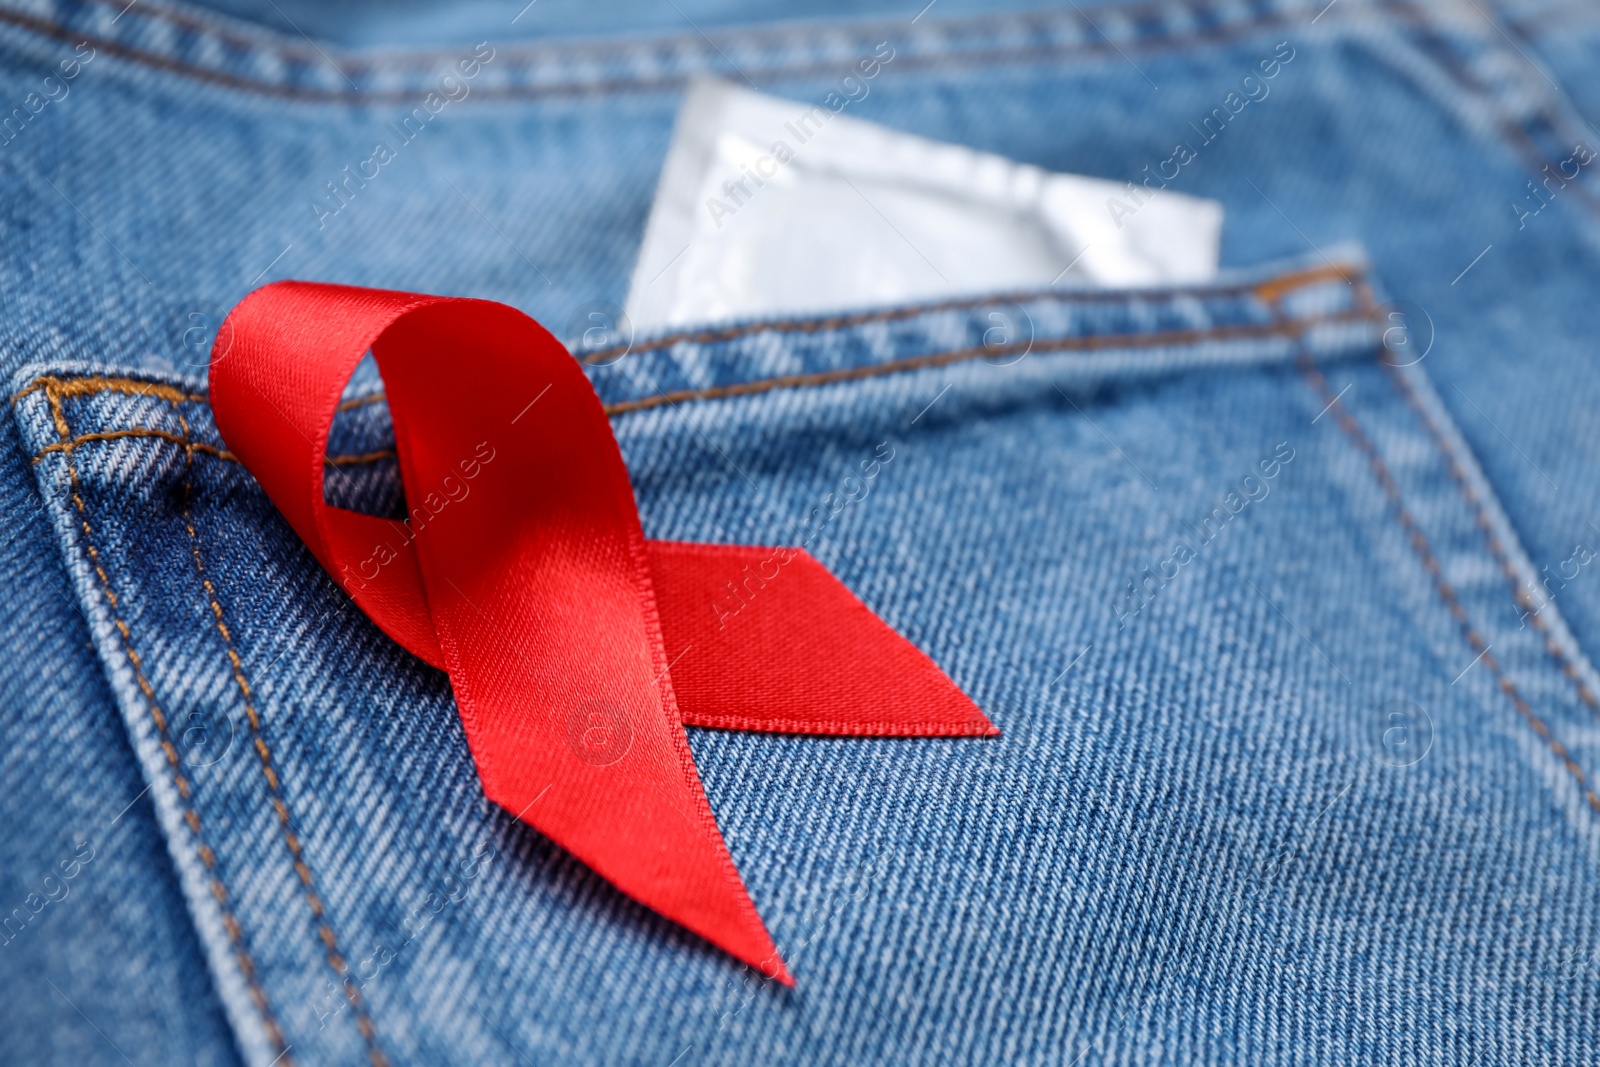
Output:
[212, 281, 995, 979]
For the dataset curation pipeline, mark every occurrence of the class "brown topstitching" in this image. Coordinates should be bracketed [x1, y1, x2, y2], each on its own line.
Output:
[1381, 362, 1600, 718]
[576, 263, 1357, 366]
[1297, 354, 1600, 815]
[171, 404, 388, 1067]
[21, 298, 1373, 469]
[34, 379, 295, 1064]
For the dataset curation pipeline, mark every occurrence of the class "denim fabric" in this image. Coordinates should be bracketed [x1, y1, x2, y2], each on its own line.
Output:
[0, 416, 240, 1066]
[176, 0, 1053, 49]
[6, 0, 1600, 1064]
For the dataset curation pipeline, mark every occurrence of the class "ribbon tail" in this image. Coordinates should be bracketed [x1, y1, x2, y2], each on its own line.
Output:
[648, 541, 999, 737]
[458, 687, 793, 983]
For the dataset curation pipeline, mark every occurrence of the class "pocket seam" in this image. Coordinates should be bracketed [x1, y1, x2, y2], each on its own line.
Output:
[1297, 351, 1600, 816]
[1384, 356, 1600, 721]
[11, 299, 1375, 456]
[169, 401, 389, 1066]
[603, 305, 1373, 415]
[30, 379, 295, 1060]
[582, 262, 1359, 366]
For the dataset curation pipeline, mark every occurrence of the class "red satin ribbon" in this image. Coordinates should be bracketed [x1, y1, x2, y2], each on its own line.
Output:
[210, 282, 996, 981]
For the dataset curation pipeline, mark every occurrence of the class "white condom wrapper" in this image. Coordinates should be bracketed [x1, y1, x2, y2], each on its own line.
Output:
[624, 77, 1223, 332]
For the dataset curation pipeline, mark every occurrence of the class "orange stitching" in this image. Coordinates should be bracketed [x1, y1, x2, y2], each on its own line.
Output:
[330, 267, 1365, 412]
[171, 408, 389, 1067]
[13, 375, 204, 405]
[600, 307, 1374, 414]
[582, 262, 1365, 365]
[336, 393, 388, 413]
[1381, 363, 1600, 715]
[1251, 263, 1359, 304]
[325, 448, 397, 466]
[29, 428, 391, 468]
[31, 382, 294, 1062]
[1298, 356, 1600, 814]
[19, 304, 1374, 438]
[12, 377, 393, 465]
[32, 429, 237, 463]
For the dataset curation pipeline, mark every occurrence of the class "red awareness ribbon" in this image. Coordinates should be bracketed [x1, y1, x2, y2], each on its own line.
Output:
[210, 282, 996, 982]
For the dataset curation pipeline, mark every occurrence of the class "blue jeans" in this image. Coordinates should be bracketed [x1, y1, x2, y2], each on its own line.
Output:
[5, 0, 1600, 1064]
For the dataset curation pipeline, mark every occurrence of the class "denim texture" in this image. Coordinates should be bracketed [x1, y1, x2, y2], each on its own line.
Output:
[6, 0, 1600, 1064]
